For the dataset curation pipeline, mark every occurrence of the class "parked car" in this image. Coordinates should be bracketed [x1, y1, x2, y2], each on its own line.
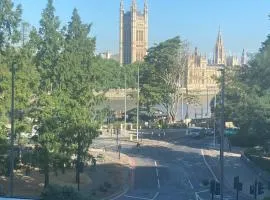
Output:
[205, 128, 214, 136]
[187, 127, 205, 139]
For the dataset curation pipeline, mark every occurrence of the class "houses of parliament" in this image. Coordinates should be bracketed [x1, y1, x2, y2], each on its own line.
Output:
[119, 0, 246, 93]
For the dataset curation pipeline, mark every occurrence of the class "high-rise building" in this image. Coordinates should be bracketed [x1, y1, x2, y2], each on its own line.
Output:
[214, 27, 226, 65]
[100, 51, 112, 59]
[119, 0, 148, 65]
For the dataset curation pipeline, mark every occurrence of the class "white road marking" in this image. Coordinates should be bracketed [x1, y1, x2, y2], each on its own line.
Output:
[124, 195, 152, 200]
[196, 189, 209, 194]
[201, 149, 218, 181]
[195, 192, 205, 200]
[109, 187, 129, 200]
[154, 160, 160, 189]
[152, 192, 159, 200]
[124, 192, 159, 200]
[188, 178, 194, 189]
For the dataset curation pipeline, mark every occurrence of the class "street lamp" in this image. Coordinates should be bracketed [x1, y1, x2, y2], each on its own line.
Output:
[121, 63, 126, 136]
[136, 64, 140, 141]
[213, 88, 217, 147]
[9, 63, 16, 197]
[219, 67, 225, 200]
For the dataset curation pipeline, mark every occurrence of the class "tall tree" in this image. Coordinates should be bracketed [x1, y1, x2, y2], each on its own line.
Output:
[140, 36, 189, 122]
[36, 0, 62, 92]
[57, 8, 100, 187]
[31, 0, 63, 187]
[0, 0, 22, 51]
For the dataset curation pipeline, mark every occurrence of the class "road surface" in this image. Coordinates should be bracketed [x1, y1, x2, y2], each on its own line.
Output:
[93, 129, 254, 200]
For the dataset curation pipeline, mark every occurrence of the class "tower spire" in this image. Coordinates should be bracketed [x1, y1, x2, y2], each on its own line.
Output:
[132, 0, 136, 9]
[144, 0, 148, 10]
[120, 0, 124, 10]
[214, 26, 225, 65]
[241, 48, 246, 65]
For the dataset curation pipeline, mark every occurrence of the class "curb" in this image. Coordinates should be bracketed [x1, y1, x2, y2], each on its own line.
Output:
[95, 147, 136, 200]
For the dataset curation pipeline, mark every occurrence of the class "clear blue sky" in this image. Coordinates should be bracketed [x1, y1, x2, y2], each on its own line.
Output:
[14, 0, 270, 57]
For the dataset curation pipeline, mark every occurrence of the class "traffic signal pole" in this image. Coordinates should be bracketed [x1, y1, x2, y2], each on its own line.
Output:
[255, 179, 257, 200]
[220, 68, 225, 200]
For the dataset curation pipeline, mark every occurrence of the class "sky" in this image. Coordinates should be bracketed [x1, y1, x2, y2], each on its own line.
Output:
[13, 0, 270, 58]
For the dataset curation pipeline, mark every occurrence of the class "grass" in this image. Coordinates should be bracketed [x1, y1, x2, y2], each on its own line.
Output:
[0, 167, 90, 197]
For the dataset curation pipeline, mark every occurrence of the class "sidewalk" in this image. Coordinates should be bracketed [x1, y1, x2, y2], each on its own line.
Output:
[203, 143, 270, 199]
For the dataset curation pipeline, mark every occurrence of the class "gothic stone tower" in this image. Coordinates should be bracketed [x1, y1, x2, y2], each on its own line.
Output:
[120, 0, 148, 65]
[214, 27, 226, 65]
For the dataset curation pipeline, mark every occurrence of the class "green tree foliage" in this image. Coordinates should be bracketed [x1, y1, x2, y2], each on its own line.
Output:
[0, 0, 22, 51]
[36, 0, 63, 92]
[140, 36, 189, 122]
[217, 25, 270, 146]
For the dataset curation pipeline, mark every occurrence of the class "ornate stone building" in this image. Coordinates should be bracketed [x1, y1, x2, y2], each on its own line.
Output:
[226, 55, 239, 66]
[119, 0, 148, 65]
[186, 47, 221, 94]
[214, 27, 226, 65]
[241, 49, 246, 65]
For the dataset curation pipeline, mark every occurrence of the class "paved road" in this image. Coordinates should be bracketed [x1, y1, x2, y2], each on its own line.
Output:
[93, 129, 254, 200]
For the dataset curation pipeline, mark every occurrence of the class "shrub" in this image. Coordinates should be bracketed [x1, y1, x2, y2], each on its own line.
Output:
[228, 134, 261, 147]
[41, 184, 89, 200]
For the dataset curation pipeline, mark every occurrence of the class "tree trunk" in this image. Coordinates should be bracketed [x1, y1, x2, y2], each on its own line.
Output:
[43, 148, 50, 188]
[44, 164, 49, 188]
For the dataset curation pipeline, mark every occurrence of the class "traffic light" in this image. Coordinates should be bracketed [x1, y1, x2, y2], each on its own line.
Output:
[238, 182, 243, 191]
[258, 182, 264, 195]
[234, 176, 239, 189]
[215, 182, 220, 195]
[250, 185, 254, 195]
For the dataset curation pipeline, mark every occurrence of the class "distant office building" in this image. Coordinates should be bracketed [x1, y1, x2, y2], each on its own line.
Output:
[100, 51, 112, 59]
[119, 0, 148, 65]
[111, 54, 120, 62]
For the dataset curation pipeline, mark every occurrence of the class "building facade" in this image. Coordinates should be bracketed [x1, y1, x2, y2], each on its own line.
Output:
[119, 0, 148, 65]
[226, 55, 239, 66]
[241, 49, 246, 65]
[100, 51, 112, 59]
[214, 28, 226, 65]
[187, 48, 221, 94]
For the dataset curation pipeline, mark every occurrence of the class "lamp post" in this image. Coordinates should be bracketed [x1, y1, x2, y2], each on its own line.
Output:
[136, 64, 140, 141]
[123, 64, 126, 135]
[9, 63, 16, 197]
[213, 89, 217, 147]
[220, 67, 225, 200]
[206, 86, 209, 117]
